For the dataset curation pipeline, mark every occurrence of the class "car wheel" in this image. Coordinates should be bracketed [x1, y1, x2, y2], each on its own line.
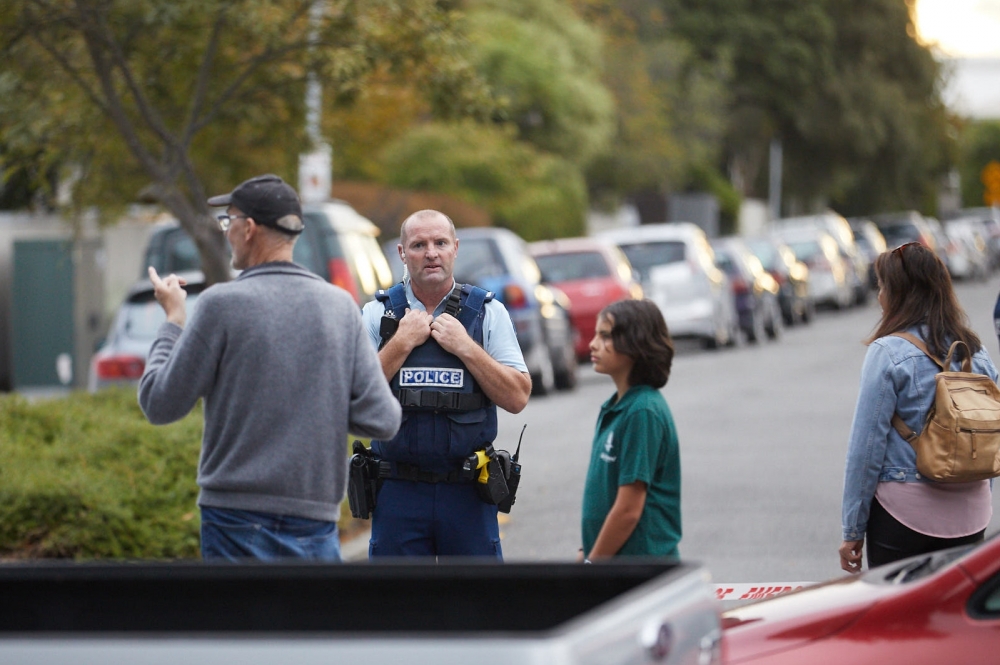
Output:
[801, 297, 815, 324]
[765, 299, 784, 340]
[553, 340, 578, 391]
[726, 316, 745, 348]
[703, 313, 729, 350]
[747, 308, 766, 344]
[781, 304, 795, 327]
[529, 343, 556, 397]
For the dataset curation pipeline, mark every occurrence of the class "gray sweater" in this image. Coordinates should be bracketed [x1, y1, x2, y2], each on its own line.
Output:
[138, 262, 401, 522]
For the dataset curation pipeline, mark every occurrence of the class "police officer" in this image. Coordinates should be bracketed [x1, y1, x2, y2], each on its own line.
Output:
[361, 210, 531, 558]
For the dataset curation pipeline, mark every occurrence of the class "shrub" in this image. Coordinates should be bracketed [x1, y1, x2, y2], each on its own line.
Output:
[0, 388, 203, 559]
[0, 389, 366, 560]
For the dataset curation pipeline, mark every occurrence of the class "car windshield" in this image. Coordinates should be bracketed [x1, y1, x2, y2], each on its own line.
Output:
[713, 251, 738, 276]
[122, 291, 203, 340]
[617, 241, 686, 281]
[534, 251, 611, 282]
[876, 543, 977, 585]
[147, 230, 203, 275]
[879, 224, 920, 247]
[746, 242, 777, 269]
[784, 240, 821, 262]
[454, 238, 508, 283]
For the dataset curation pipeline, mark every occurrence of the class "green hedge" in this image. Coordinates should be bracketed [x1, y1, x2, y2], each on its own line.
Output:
[0, 389, 363, 560]
[0, 388, 202, 559]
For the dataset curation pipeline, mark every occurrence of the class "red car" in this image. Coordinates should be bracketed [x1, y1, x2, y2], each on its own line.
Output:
[722, 533, 1000, 663]
[529, 237, 643, 361]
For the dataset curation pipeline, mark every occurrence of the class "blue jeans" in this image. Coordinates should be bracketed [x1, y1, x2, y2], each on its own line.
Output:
[200, 506, 341, 562]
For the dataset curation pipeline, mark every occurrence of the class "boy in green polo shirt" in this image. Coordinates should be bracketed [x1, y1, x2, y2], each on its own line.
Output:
[579, 299, 681, 560]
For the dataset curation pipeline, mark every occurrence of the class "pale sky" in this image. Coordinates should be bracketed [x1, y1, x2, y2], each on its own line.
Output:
[914, 0, 1000, 58]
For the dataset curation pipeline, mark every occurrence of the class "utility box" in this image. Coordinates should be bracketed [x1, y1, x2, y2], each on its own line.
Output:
[12, 240, 76, 388]
[0, 213, 104, 392]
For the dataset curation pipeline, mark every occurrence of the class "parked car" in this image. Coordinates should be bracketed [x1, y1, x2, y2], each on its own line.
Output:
[847, 218, 887, 289]
[744, 236, 813, 326]
[771, 212, 869, 305]
[943, 217, 990, 281]
[924, 215, 957, 275]
[955, 207, 1000, 270]
[529, 237, 642, 361]
[88, 271, 208, 391]
[597, 223, 738, 350]
[711, 237, 783, 343]
[385, 227, 577, 395]
[143, 199, 395, 305]
[723, 533, 1000, 664]
[871, 210, 939, 252]
[771, 227, 854, 310]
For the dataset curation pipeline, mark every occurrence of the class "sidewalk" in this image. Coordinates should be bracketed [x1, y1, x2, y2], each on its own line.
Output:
[340, 527, 371, 562]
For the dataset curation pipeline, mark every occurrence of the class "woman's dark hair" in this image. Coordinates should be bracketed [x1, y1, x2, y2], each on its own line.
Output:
[868, 242, 981, 359]
[599, 299, 675, 388]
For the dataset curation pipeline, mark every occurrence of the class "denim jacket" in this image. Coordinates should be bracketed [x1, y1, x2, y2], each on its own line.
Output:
[841, 326, 1000, 541]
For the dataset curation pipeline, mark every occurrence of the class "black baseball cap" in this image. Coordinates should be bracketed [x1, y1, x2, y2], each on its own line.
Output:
[208, 174, 303, 235]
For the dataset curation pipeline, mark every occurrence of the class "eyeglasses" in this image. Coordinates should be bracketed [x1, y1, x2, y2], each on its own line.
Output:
[217, 213, 247, 232]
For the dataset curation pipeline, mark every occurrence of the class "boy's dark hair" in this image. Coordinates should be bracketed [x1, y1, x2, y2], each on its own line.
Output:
[868, 242, 981, 359]
[600, 299, 675, 388]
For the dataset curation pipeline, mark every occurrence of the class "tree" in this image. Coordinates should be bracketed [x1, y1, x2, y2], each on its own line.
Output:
[321, 0, 612, 239]
[379, 121, 587, 240]
[0, 0, 489, 284]
[572, 0, 730, 212]
[662, 0, 953, 216]
[465, 0, 615, 167]
[958, 120, 1000, 208]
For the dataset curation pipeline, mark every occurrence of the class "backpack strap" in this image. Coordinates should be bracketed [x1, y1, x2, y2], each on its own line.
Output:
[889, 332, 945, 370]
[945, 340, 973, 372]
[888, 332, 943, 443]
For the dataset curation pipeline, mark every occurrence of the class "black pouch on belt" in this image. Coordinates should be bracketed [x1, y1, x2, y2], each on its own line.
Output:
[465, 444, 509, 505]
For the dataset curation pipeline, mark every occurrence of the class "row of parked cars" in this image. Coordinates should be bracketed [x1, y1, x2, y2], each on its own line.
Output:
[89, 201, 1000, 396]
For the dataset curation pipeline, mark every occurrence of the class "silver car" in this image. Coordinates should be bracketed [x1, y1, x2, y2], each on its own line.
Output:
[597, 223, 738, 349]
[771, 227, 853, 310]
[88, 271, 207, 391]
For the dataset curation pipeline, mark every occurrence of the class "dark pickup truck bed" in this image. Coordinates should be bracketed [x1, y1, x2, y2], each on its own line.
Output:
[0, 559, 722, 664]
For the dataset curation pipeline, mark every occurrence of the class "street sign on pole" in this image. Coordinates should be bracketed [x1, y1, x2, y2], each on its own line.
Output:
[299, 143, 332, 203]
[982, 160, 1000, 206]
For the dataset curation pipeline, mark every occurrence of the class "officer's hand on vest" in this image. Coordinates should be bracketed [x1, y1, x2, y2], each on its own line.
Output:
[430, 313, 473, 355]
[394, 308, 434, 352]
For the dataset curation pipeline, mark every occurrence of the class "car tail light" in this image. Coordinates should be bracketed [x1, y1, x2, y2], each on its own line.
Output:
[95, 355, 145, 380]
[731, 277, 750, 295]
[770, 270, 786, 285]
[503, 284, 528, 309]
[328, 258, 360, 305]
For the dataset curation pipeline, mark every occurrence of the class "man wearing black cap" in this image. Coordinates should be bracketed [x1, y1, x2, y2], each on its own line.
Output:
[138, 174, 401, 561]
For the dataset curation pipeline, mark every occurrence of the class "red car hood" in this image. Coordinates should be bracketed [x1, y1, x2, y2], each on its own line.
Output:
[722, 575, 890, 663]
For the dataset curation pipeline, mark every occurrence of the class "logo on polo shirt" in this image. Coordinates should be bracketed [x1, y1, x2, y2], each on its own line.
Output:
[600, 431, 617, 463]
[399, 367, 465, 388]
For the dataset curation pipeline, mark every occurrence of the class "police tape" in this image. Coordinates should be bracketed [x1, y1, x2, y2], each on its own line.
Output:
[715, 583, 813, 602]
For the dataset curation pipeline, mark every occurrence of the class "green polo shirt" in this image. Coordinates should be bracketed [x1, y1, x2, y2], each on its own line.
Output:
[581, 384, 681, 557]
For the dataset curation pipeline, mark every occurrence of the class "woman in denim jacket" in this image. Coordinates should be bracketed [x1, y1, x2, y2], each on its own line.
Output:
[839, 242, 998, 573]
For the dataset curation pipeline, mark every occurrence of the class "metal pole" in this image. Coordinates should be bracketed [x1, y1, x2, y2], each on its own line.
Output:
[299, 1, 332, 203]
[768, 139, 783, 222]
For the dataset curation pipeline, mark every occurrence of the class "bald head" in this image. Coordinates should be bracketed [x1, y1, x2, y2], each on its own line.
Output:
[400, 210, 456, 245]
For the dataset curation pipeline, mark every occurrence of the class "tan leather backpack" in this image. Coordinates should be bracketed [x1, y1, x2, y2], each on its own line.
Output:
[890, 332, 1000, 483]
